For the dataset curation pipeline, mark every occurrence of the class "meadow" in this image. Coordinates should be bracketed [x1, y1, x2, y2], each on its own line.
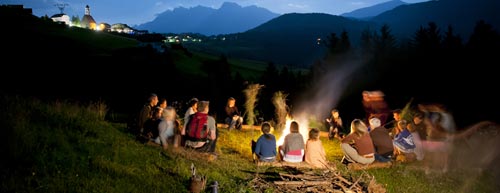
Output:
[1, 95, 498, 193]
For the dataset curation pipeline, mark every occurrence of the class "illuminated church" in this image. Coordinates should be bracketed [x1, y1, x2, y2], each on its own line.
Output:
[80, 5, 96, 30]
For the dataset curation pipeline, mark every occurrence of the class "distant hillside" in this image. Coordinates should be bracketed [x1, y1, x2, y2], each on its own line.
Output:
[185, 13, 376, 66]
[341, 0, 407, 19]
[371, 0, 500, 40]
[0, 5, 273, 113]
[183, 0, 500, 67]
[136, 2, 280, 35]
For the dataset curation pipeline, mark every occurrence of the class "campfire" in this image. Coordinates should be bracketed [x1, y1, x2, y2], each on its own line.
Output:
[276, 113, 310, 146]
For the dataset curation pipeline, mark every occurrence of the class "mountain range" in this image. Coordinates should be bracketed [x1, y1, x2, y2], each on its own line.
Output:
[136, 2, 280, 35]
[180, 0, 500, 66]
[371, 0, 500, 41]
[340, 0, 407, 19]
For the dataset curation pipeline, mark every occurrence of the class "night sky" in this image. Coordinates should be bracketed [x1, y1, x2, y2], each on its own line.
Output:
[5, 0, 428, 26]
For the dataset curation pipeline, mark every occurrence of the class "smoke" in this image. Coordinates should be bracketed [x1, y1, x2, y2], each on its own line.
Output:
[274, 53, 368, 145]
[292, 54, 367, 127]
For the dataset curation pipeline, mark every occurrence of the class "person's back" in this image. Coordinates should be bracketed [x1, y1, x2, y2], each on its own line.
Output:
[185, 101, 218, 154]
[341, 119, 375, 165]
[280, 121, 305, 163]
[305, 128, 328, 168]
[393, 120, 416, 153]
[183, 98, 198, 135]
[369, 117, 394, 162]
[253, 122, 277, 162]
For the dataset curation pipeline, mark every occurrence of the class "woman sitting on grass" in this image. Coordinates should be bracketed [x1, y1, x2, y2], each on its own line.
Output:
[340, 119, 375, 165]
[305, 128, 328, 168]
[252, 122, 277, 162]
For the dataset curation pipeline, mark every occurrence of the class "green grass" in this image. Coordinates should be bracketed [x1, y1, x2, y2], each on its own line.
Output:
[1, 95, 498, 192]
[172, 49, 268, 80]
[51, 27, 139, 53]
[172, 48, 307, 81]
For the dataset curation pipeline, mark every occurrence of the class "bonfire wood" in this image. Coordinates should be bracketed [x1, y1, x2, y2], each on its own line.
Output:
[279, 173, 324, 181]
[336, 174, 353, 185]
[333, 181, 350, 192]
[258, 161, 313, 168]
[250, 165, 385, 192]
[274, 180, 332, 185]
[349, 172, 366, 189]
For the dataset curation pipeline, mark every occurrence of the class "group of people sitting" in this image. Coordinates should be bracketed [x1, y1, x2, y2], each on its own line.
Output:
[340, 104, 455, 172]
[252, 103, 455, 171]
[134, 94, 218, 155]
[134, 92, 454, 171]
[252, 121, 330, 168]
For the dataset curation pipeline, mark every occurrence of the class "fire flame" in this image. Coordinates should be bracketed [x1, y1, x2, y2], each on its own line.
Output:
[276, 114, 309, 146]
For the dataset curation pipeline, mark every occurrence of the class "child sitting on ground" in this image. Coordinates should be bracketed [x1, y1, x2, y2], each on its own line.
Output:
[305, 128, 329, 168]
[251, 122, 277, 162]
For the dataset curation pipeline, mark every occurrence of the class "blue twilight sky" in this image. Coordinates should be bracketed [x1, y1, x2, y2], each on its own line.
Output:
[3, 0, 428, 26]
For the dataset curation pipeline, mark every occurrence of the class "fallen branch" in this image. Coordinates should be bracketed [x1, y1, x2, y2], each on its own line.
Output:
[274, 181, 331, 185]
[279, 173, 324, 181]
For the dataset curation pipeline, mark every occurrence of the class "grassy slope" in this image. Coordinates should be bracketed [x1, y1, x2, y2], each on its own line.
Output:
[50, 27, 139, 53]
[173, 49, 281, 81]
[2, 9, 139, 55]
[1, 96, 497, 193]
[173, 48, 309, 82]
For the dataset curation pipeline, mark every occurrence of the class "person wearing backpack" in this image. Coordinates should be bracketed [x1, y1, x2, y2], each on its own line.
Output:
[184, 101, 217, 154]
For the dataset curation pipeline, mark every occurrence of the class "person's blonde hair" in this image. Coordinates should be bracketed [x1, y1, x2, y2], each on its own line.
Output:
[350, 119, 368, 136]
[163, 106, 177, 120]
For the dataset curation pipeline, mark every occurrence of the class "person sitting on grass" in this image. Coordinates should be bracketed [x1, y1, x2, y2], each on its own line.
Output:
[142, 106, 162, 144]
[184, 101, 218, 155]
[251, 122, 277, 162]
[305, 128, 329, 168]
[369, 117, 394, 163]
[225, 97, 243, 130]
[340, 119, 375, 165]
[155, 106, 181, 149]
[393, 120, 417, 162]
[326, 108, 344, 140]
[279, 121, 305, 163]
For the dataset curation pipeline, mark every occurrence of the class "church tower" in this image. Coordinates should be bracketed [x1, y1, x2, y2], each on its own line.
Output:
[81, 5, 96, 30]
